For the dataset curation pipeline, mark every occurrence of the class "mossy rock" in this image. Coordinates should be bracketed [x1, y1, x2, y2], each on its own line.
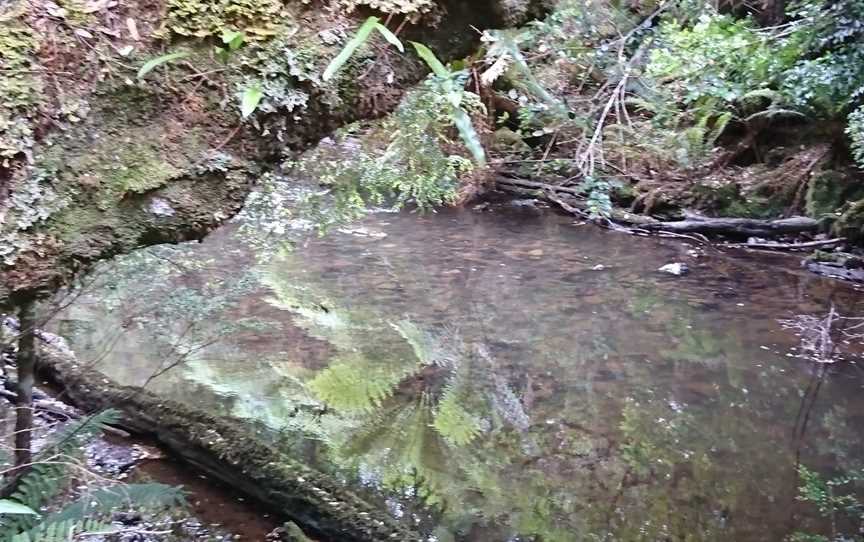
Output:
[805, 170, 864, 219]
[0, 9, 41, 160]
[834, 198, 864, 242]
[160, 0, 296, 39]
[491, 127, 530, 154]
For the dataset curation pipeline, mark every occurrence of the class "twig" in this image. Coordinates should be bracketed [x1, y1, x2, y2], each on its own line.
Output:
[725, 238, 846, 251]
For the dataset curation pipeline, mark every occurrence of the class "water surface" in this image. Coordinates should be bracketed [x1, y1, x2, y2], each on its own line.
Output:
[53, 200, 864, 541]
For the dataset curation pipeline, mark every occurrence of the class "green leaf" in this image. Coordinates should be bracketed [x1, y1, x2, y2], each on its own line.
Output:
[411, 42, 449, 78]
[240, 84, 263, 119]
[137, 51, 189, 79]
[221, 29, 245, 51]
[374, 23, 404, 52]
[0, 500, 38, 516]
[450, 106, 486, 167]
[323, 16, 379, 81]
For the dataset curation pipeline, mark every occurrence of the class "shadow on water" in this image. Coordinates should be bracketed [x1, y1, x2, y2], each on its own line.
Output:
[50, 203, 864, 541]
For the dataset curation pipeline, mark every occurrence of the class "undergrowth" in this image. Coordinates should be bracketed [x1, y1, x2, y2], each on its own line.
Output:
[0, 410, 185, 541]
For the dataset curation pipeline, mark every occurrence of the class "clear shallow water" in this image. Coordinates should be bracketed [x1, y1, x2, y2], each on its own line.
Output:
[52, 201, 864, 541]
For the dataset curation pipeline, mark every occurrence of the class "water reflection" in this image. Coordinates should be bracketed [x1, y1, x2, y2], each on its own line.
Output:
[50, 201, 864, 541]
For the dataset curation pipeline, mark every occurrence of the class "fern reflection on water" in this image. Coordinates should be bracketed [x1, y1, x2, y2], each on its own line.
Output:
[53, 205, 864, 541]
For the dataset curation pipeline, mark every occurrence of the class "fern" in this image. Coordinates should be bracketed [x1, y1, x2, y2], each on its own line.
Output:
[11, 518, 117, 542]
[433, 389, 483, 446]
[410, 42, 487, 167]
[309, 359, 402, 412]
[0, 412, 119, 537]
[322, 16, 404, 81]
[46, 484, 186, 524]
[0, 410, 185, 541]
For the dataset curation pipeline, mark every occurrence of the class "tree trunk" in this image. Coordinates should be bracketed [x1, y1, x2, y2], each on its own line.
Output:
[13, 301, 36, 469]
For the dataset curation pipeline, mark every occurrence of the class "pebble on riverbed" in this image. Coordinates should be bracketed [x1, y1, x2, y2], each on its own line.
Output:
[659, 262, 689, 276]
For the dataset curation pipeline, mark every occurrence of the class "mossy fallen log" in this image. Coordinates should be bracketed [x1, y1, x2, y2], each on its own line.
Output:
[34, 342, 421, 542]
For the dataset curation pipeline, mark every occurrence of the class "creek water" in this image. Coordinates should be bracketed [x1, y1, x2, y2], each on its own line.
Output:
[51, 195, 864, 541]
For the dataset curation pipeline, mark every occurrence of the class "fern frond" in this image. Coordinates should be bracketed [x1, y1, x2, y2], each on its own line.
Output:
[0, 410, 123, 538]
[11, 518, 116, 542]
[46, 483, 186, 525]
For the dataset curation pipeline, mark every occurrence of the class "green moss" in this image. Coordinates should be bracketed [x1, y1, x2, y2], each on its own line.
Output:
[55, 0, 95, 25]
[108, 146, 181, 197]
[833, 199, 864, 242]
[691, 182, 746, 215]
[0, 9, 42, 159]
[805, 170, 864, 218]
[160, 0, 294, 39]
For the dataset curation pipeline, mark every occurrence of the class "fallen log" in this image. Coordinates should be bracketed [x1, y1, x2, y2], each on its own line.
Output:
[494, 176, 658, 226]
[32, 338, 421, 542]
[638, 216, 820, 237]
[726, 238, 846, 251]
[494, 176, 821, 238]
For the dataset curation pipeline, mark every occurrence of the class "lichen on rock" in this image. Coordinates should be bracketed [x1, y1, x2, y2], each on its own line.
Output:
[0, 8, 42, 162]
[160, 0, 294, 39]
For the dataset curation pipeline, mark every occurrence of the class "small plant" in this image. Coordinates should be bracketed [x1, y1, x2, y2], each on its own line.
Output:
[240, 84, 263, 119]
[322, 16, 404, 81]
[792, 466, 864, 541]
[0, 410, 186, 541]
[411, 42, 486, 167]
[847, 105, 864, 170]
[136, 51, 190, 80]
[215, 28, 246, 63]
[578, 176, 613, 218]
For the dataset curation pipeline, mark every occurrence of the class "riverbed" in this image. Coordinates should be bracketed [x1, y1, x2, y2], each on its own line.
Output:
[50, 193, 864, 541]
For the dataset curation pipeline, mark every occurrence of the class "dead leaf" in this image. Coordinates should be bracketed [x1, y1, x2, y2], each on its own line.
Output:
[83, 0, 112, 12]
[126, 17, 140, 41]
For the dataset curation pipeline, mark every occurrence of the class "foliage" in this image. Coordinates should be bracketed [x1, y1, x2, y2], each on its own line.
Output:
[322, 16, 404, 81]
[216, 28, 246, 63]
[647, 15, 792, 106]
[792, 466, 864, 541]
[578, 176, 614, 217]
[137, 51, 191, 79]
[0, 501, 37, 516]
[781, 0, 864, 115]
[310, 359, 403, 412]
[299, 80, 480, 231]
[847, 105, 864, 169]
[412, 43, 487, 167]
[240, 84, 264, 118]
[0, 410, 185, 541]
